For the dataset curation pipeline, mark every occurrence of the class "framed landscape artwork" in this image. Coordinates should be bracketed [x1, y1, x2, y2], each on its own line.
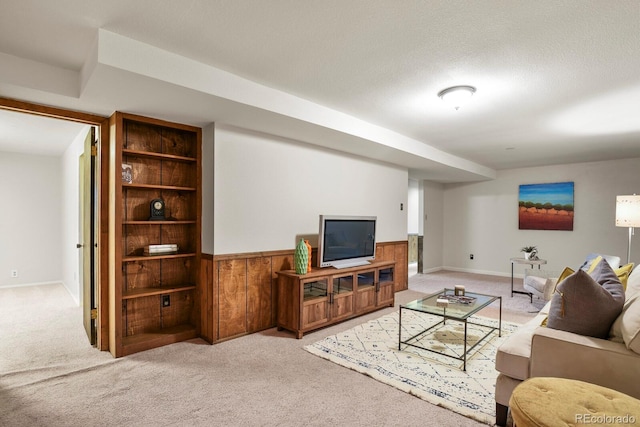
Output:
[518, 181, 574, 231]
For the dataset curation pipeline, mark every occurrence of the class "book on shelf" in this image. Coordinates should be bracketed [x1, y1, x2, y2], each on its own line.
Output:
[144, 244, 179, 255]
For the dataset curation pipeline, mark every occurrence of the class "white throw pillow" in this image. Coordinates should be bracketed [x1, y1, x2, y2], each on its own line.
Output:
[609, 294, 640, 353]
[626, 266, 640, 298]
[544, 277, 558, 301]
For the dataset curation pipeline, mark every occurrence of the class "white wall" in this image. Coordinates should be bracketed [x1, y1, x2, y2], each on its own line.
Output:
[442, 157, 640, 276]
[408, 179, 420, 234]
[213, 124, 408, 254]
[60, 126, 90, 304]
[202, 123, 215, 254]
[423, 180, 444, 272]
[0, 152, 62, 287]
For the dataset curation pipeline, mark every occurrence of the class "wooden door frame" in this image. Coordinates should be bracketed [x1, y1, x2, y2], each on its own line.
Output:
[0, 96, 110, 351]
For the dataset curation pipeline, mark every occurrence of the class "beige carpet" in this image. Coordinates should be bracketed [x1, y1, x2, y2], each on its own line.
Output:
[305, 311, 518, 425]
[0, 272, 538, 427]
[409, 270, 546, 324]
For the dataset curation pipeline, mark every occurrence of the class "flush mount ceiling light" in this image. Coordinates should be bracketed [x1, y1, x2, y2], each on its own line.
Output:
[438, 85, 476, 110]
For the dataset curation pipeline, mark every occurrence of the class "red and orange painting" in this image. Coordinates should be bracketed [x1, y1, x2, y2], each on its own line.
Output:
[518, 182, 574, 231]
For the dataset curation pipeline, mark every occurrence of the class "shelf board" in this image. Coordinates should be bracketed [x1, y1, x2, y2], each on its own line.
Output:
[122, 148, 197, 163]
[123, 284, 196, 299]
[123, 183, 196, 191]
[123, 252, 196, 262]
[303, 293, 328, 302]
[121, 324, 197, 356]
[123, 220, 197, 225]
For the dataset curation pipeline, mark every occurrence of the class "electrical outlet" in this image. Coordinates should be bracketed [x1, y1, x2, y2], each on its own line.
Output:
[162, 295, 170, 307]
[400, 203, 404, 211]
[10, 270, 18, 278]
[469, 254, 474, 260]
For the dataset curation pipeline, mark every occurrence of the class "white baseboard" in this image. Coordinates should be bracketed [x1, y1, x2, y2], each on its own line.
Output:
[420, 266, 444, 274]
[438, 266, 523, 279]
[0, 281, 80, 306]
[61, 281, 80, 306]
[0, 280, 62, 289]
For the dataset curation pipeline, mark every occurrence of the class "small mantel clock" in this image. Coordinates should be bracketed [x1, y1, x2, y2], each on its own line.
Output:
[149, 198, 166, 220]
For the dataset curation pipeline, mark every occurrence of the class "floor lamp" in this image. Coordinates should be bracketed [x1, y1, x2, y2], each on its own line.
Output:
[615, 195, 640, 265]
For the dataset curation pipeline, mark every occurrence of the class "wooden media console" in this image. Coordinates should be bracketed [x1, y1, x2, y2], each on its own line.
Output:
[276, 260, 396, 338]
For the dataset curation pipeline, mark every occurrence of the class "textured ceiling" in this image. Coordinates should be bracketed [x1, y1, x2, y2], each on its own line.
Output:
[0, 0, 639, 179]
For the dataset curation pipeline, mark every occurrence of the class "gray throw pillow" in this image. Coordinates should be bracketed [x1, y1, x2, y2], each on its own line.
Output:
[547, 260, 625, 338]
[590, 256, 626, 302]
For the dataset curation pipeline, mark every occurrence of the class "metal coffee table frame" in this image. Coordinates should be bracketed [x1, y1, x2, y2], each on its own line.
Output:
[398, 288, 502, 371]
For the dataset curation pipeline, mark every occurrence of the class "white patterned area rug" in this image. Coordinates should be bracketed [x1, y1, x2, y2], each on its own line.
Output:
[304, 310, 519, 425]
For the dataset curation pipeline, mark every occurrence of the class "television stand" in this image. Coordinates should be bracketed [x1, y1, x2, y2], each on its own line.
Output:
[331, 259, 371, 269]
[276, 260, 396, 338]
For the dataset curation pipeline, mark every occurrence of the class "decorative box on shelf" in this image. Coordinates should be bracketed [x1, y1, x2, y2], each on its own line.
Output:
[121, 163, 133, 183]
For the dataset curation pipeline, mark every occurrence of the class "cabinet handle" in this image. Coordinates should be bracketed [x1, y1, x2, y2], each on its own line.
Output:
[375, 282, 380, 292]
[330, 292, 334, 304]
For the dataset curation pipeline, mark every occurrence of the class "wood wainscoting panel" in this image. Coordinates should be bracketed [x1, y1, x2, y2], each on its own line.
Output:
[394, 242, 408, 292]
[201, 241, 406, 343]
[206, 251, 292, 343]
[273, 254, 296, 332]
[217, 259, 247, 339]
[376, 243, 394, 261]
[200, 254, 214, 343]
[247, 257, 273, 333]
[376, 241, 408, 292]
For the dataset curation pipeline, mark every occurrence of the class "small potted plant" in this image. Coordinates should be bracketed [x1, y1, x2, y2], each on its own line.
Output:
[521, 246, 537, 260]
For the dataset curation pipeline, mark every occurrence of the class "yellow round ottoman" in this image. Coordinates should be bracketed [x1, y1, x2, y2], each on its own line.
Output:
[509, 377, 640, 427]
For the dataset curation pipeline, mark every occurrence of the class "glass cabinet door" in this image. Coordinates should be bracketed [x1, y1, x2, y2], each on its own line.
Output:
[355, 270, 376, 313]
[376, 266, 395, 307]
[301, 278, 330, 329]
[331, 274, 354, 321]
[303, 279, 328, 301]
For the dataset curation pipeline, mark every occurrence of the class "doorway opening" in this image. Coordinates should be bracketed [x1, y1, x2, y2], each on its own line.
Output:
[0, 97, 109, 350]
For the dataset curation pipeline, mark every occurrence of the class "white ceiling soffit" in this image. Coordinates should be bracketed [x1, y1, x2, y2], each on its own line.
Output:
[0, 28, 495, 183]
[88, 30, 497, 182]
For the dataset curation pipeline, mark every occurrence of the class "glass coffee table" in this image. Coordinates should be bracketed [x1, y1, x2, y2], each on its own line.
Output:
[398, 288, 502, 371]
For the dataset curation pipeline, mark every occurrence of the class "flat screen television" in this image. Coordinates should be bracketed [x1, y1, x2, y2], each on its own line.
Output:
[318, 215, 377, 269]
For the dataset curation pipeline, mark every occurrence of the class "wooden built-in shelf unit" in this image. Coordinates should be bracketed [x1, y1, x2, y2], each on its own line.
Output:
[109, 112, 202, 357]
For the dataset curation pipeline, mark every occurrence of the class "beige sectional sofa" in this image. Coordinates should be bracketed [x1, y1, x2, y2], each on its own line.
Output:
[494, 263, 640, 426]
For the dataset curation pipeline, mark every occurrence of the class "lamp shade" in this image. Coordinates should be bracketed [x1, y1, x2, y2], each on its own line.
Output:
[615, 195, 640, 227]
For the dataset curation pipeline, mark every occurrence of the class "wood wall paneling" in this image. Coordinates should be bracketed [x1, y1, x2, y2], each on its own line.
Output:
[199, 254, 214, 343]
[247, 257, 273, 333]
[202, 241, 407, 343]
[394, 242, 408, 292]
[217, 259, 248, 339]
[272, 254, 294, 327]
[375, 241, 408, 292]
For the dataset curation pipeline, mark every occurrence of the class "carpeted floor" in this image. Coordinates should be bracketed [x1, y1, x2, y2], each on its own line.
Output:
[305, 311, 519, 425]
[409, 270, 546, 324]
[0, 270, 540, 426]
